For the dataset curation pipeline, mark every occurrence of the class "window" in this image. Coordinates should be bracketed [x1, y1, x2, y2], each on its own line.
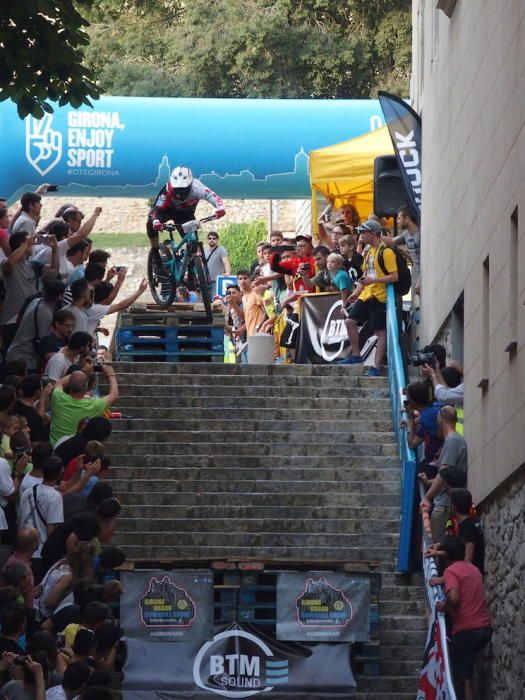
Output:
[507, 207, 518, 358]
[479, 256, 490, 392]
[436, 0, 458, 18]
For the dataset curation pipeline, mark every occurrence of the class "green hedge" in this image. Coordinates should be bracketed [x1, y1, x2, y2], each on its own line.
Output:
[217, 220, 267, 273]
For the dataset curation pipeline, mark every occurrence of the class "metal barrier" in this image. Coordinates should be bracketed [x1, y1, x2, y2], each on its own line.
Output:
[385, 285, 417, 573]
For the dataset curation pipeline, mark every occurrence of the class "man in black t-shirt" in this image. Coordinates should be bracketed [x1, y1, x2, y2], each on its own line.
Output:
[450, 488, 485, 575]
[54, 417, 112, 473]
[15, 374, 50, 444]
[39, 308, 76, 367]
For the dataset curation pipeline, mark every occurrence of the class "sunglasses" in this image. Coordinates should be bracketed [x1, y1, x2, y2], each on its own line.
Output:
[208, 236, 218, 241]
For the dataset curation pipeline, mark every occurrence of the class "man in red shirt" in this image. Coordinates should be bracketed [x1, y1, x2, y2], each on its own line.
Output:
[269, 234, 315, 293]
[436, 536, 491, 700]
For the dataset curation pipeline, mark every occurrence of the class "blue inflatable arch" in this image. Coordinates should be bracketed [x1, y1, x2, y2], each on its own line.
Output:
[0, 97, 384, 203]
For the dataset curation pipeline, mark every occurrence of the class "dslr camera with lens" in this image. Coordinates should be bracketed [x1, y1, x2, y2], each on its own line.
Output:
[408, 350, 436, 367]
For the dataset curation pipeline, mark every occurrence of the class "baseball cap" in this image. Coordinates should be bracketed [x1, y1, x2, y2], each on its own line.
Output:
[356, 219, 383, 235]
[295, 233, 313, 243]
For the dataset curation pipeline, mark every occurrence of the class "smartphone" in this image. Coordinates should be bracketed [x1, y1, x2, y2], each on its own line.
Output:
[115, 266, 126, 272]
[94, 363, 104, 373]
[47, 185, 59, 192]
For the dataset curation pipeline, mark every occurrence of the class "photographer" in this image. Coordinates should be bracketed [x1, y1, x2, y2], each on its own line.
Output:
[5, 278, 66, 372]
[403, 381, 444, 471]
[299, 246, 334, 292]
[269, 234, 315, 294]
[14, 375, 52, 445]
[45, 332, 93, 384]
[422, 360, 464, 406]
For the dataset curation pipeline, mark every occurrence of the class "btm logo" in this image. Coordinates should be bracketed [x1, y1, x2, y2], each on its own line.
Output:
[193, 629, 289, 698]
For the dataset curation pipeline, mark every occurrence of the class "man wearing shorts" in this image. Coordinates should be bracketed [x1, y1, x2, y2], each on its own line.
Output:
[338, 219, 397, 376]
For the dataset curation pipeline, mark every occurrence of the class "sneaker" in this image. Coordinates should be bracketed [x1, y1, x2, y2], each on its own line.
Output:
[366, 367, 381, 377]
[337, 354, 363, 365]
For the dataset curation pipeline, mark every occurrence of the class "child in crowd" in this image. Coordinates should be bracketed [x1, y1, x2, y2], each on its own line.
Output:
[326, 253, 353, 308]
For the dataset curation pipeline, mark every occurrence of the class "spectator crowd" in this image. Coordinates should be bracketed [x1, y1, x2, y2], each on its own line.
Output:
[0, 185, 488, 700]
[0, 185, 131, 700]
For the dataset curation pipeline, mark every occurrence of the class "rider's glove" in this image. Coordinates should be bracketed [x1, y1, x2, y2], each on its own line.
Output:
[214, 207, 226, 219]
[152, 219, 163, 231]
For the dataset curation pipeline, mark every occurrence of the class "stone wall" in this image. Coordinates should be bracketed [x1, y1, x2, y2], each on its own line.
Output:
[476, 465, 525, 699]
[39, 197, 297, 234]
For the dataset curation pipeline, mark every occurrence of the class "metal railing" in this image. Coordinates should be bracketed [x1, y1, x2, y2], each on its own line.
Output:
[386, 284, 456, 696]
[419, 483, 457, 698]
[385, 284, 417, 573]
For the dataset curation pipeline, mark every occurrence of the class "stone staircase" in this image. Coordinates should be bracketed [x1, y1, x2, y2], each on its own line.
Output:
[106, 362, 425, 699]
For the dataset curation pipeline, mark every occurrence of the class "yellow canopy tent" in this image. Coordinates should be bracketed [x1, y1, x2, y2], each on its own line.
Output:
[309, 125, 394, 227]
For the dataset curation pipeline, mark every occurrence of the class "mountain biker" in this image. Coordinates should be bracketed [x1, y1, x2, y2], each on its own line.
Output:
[147, 166, 225, 259]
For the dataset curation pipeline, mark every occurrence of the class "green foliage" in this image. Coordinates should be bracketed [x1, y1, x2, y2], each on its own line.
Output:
[0, 0, 99, 118]
[82, 0, 411, 99]
[219, 220, 267, 273]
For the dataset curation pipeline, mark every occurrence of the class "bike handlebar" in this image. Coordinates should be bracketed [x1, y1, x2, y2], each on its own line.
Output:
[162, 215, 217, 233]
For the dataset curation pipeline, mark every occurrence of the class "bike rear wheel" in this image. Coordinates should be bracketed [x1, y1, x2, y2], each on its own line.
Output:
[147, 248, 177, 308]
[192, 256, 213, 319]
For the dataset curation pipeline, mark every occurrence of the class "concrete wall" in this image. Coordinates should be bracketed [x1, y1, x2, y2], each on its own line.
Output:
[39, 198, 298, 235]
[412, 0, 525, 503]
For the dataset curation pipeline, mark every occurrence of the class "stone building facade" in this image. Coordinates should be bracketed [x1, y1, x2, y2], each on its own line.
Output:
[411, 1, 525, 696]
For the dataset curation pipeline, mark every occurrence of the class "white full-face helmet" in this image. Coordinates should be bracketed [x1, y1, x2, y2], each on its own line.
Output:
[167, 166, 193, 200]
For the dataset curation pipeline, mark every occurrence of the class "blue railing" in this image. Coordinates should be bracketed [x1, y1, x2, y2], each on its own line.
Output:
[385, 285, 417, 573]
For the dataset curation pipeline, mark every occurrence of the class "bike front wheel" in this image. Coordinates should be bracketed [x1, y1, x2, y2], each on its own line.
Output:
[147, 249, 177, 308]
[192, 256, 213, 319]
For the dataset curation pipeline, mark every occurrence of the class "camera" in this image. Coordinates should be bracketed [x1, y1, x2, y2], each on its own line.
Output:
[13, 656, 27, 665]
[41, 375, 51, 388]
[94, 362, 103, 373]
[56, 633, 65, 647]
[409, 351, 436, 367]
[115, 266, 125, 272]
[14, 446, 28, 456]
[271, 244, 296, 253]
[47, 185, 59, 192]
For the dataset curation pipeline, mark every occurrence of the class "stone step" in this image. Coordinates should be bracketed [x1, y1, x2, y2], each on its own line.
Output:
[107, 429, 395, 444]
[380, 585, 425, 602]
[111, 478, 400, 496]
[116, 516, 401, 537]
[114, 527, 399, 549]
[378, 629, 427, 647]
[355, 693, 415, 700]
[379, 659, 421, 676]
[379, 599, 425, 616]
[110, 466, 401, 483]
[105, 440, 398, 457]
[113, 362, 373, 377]
[115, 396, 392, 410]
[355, 676, 417, 693]
[106, 454, 401, 469]
[110, 418, 393, 433]
[107, 488, 401, 509]
[114, 406, 392, 421]
[113, 384, 389, 399]
[377, 644, 423, 661]
[111, 501, 401, 521]
[113, 374, 388, 389]
[378, 615, 427, 632]
[112, 542, 397, 561]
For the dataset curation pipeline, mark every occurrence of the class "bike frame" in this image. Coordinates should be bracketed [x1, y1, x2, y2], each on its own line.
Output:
[160, 216, 215, 287]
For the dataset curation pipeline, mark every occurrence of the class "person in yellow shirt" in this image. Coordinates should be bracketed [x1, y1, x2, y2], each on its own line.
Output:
[339, 220, 398, 376]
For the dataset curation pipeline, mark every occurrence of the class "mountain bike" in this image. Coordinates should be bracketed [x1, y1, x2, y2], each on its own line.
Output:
[147, 216, 216, 317]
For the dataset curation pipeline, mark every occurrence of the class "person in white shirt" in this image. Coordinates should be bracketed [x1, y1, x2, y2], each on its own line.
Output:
[20, 457, 64, 557]
[0, 454, 26, 538]
[45, 332, 93, 383]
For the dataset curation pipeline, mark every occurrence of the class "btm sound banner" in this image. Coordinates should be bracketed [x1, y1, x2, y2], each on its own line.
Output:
[121, 571, 357, 699]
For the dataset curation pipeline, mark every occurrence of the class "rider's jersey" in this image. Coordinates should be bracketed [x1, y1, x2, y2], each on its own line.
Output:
[152, 179, 224, 215]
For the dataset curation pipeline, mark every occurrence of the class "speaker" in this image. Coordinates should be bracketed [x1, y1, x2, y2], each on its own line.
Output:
[373, 155, 408, 218]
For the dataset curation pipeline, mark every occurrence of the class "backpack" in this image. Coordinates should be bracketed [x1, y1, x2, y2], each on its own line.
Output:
[377, 244, 411, 296]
